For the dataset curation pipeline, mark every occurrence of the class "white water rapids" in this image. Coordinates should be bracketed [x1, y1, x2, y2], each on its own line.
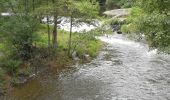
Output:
[42, 17, 101, 33]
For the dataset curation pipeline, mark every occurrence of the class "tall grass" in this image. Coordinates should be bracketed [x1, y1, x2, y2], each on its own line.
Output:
[35, 24, 103, 58]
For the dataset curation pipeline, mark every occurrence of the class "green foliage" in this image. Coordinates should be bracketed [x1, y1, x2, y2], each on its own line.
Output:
[121, 7, 143, 34]
[106, 0, 134, 10]
[68, 0, 100, 22]
[136, 0, 170, 14]
[105, 0, 120, 9]
[18, 67, 33, 76]
[31, 24, 102, 58]
[0, 16, 39, 60]
[121, 0, 170, 53]
[0, 68, 4, 79]
[71, 30, 102, 58]
[0, 0, 103, 92]
[73, 0, 99, 18]
[11, 76, 19, 86]
[121, 24, 129, 33]
[34, 24, 102, 58]
[119, 0, 134, 8]
[111, 18, 126, 25]
[4, 59, 21, 75]
[137, 13, 170, 49]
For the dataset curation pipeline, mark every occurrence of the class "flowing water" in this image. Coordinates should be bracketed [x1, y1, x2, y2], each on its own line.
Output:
[42, 17, 101, 33]
[5, 34, 170, 100]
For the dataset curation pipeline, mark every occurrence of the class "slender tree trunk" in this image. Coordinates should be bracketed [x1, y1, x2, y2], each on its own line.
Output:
[46, 0, 50, 49]
[52, 0, 58, 49]
[47, 15, 51, 49]
[52, 15, 58, 49]
[32, 0, 35, 11]
[24, 0, 28, 15]
[68, 15, 73, 56]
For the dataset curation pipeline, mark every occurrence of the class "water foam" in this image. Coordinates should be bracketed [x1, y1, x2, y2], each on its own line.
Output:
[98, 35, 142, 47]
[42, 17, 101, 32]
[146, 49, 158, 56]
[98, 35, 159, 57]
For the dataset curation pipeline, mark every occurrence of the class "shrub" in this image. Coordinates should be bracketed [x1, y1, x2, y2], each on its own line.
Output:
[121, 24, 129, 33]
[11, 76, 19, 86]
[106, 0, 134, 10]
[0, 68, 4, 79]
[121, 4, 170, 53]
[4, 60, 21, 75]
[71, 31, 102, 58]
[0, 16, 39, 60]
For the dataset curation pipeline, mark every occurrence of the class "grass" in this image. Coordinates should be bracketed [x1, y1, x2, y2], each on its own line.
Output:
[34, 24, 103, 58]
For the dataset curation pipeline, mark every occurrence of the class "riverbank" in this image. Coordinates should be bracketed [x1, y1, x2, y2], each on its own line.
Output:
[0, 24, 105, 97]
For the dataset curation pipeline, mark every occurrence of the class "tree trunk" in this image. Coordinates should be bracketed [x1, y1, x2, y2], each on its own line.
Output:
[24, 0, 28, 14]
[68, 15, 73, 56]
[32, 0, 35, 11]
[46, 0, 50, 49]
[47, 15, 51, 49]
[52, 15, 57, 49]
[52, 0, 57, 49]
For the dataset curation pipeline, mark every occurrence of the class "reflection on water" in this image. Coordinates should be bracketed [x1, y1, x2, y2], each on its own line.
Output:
[6, 34, 170, 100]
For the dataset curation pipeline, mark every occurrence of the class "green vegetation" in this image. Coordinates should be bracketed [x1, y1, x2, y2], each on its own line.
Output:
[4, 60, 21, 76]
[0, 0, 169, 97]
[1, 16, 39, 60]
[99, 0, 170, 53]
[34, 24, 103, 58]
[0, 0, 105, 94]
[105, 0, 134, 10]
[0, 22, 103, 86]
[121, 0, 170, 53]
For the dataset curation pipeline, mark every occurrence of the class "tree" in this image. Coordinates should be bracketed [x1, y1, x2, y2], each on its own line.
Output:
[33, 0, 68, 50]
[51, 0, 68, 49]
[122, 0, 170, 53]
[67, 0, 99, 56]
[0, 0, 39, 60]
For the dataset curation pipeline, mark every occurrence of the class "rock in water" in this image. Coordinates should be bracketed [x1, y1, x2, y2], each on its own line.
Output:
[0, 91, 4, 96]
[72, 51, 80, 61]
[83, 54, 91, 61]
[117, 31, 122, 34]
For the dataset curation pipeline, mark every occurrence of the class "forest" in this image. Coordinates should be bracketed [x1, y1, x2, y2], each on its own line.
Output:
[0, 0, 170, 99]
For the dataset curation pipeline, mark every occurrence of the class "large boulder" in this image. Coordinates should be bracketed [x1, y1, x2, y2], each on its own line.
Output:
[103, 9, 130, 17]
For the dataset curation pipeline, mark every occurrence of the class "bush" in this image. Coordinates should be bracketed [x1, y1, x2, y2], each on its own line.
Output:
[71, 31, 102, 58]
[121, 5, 170, 53]
[121, 25, 129, 33]
[4, 60, 21, 75]
[0, 16, 39, 60]
[11, 76, 19, 86]
[106, 0, 120, 10]
[0, 68, 4, 79]
[106, 0, 134, 10]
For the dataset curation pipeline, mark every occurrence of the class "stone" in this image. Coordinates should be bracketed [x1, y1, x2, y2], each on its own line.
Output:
[83, 54, 91, 61]
[117, 31, 122, 34]
[0, 90, 4, 96]
[72, 51, 80, 61]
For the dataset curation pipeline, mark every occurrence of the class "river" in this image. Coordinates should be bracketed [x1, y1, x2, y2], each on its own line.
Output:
[5, 34, 170, 100]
